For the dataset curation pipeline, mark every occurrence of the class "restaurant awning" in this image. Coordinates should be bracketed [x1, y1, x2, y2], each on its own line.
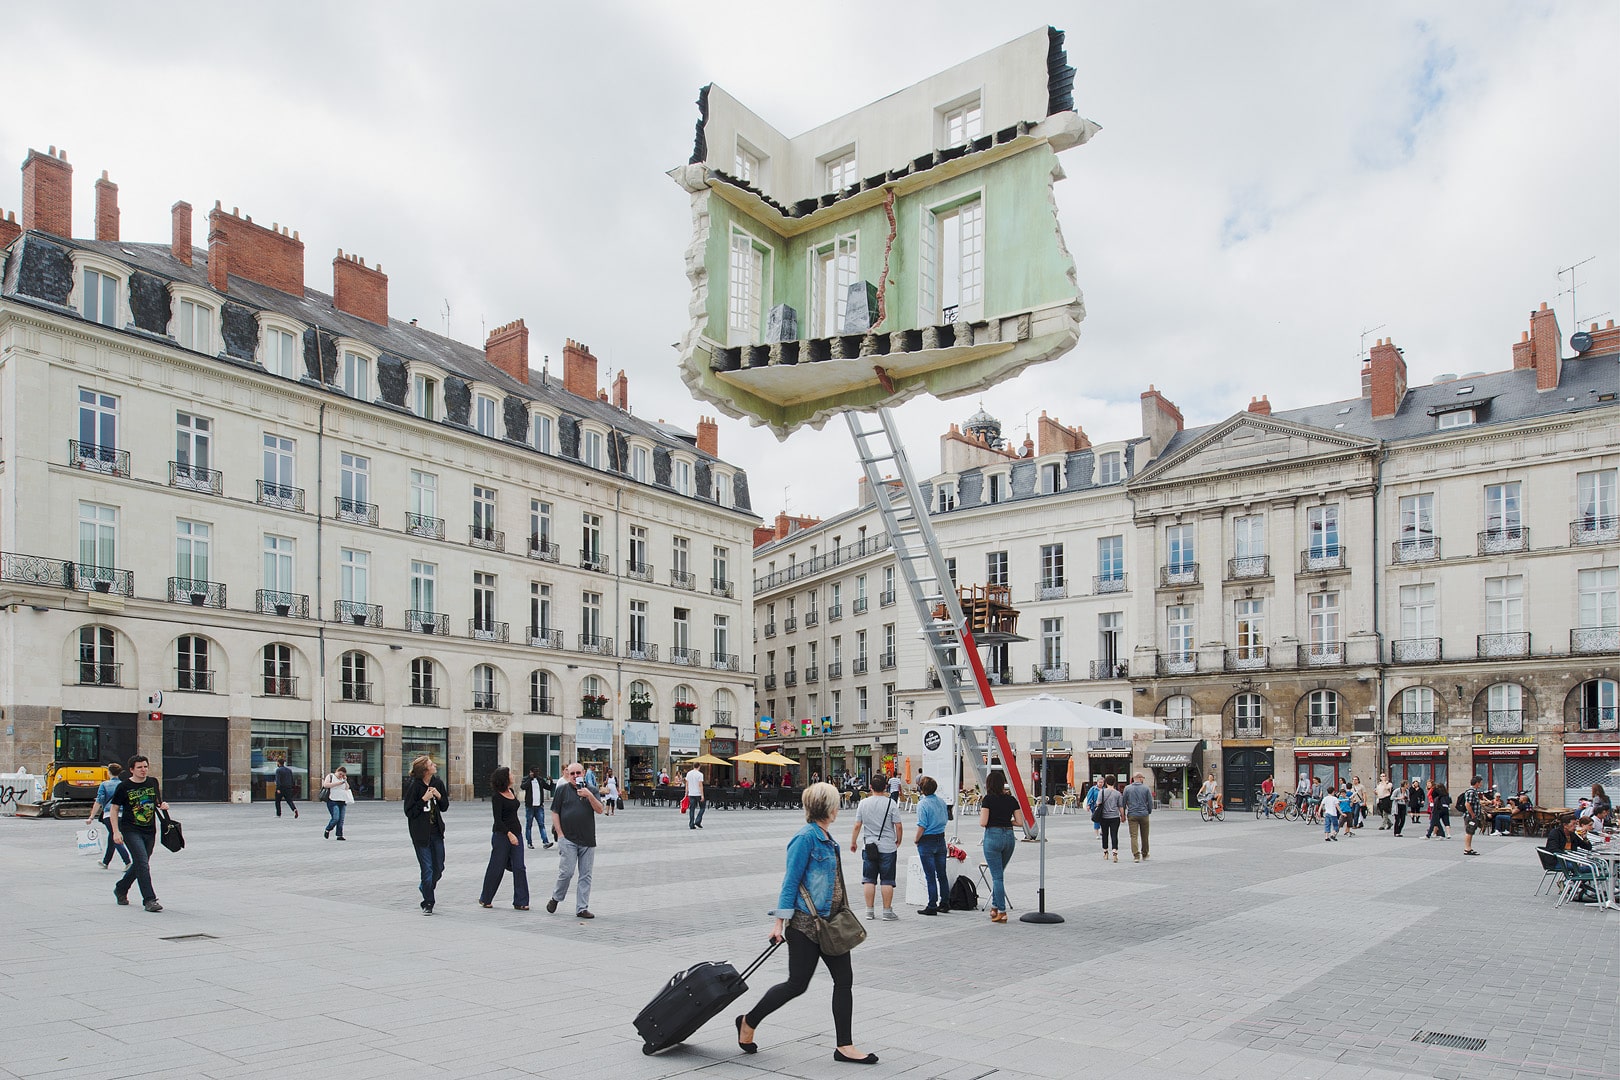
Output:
[1143, 740, 1202, 768]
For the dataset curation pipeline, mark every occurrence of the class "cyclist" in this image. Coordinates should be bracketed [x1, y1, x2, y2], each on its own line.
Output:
[1196, 772, 1218, 817]
[1259, 775, 1276, 817]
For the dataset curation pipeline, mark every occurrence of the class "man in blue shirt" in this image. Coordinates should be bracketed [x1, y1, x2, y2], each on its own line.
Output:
[89, 762, 129, 870]
[912, 776, 950, 914]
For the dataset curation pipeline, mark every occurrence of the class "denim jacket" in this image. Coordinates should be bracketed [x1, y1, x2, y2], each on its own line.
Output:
[769, 822, 841, 919]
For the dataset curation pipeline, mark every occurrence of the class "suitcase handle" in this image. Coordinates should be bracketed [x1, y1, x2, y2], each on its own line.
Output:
[739, 939, 782, 982]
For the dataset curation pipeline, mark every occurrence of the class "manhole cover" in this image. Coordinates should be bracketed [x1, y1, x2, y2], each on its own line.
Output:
[1413, 1031, 1486, 1051]
[159, 933, 218, 942]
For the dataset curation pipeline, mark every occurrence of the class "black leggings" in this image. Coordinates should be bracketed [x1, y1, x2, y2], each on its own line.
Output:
[1099, 818, 1120, 850]
[746, 926, 853, 1046]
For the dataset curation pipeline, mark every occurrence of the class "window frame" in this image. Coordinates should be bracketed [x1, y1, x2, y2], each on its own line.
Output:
[169, 284, 217, 355]
[258, 315, 304, 380]
[338, 344, 375, 402]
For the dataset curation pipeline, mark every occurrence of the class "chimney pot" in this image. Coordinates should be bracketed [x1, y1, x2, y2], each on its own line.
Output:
[94, 171, 119, 242]
[332, 251, 389, 325]
[696, 414, 719, 456]
[21, 146, 73, 238]
[171, 201, 193, 265]
[485, 318, 530, 385]
[1368, 337, 1408, 419]
[562, 339, 599, 399]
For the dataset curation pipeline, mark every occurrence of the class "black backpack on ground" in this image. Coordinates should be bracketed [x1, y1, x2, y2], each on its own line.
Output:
[949, 874, 979, 912]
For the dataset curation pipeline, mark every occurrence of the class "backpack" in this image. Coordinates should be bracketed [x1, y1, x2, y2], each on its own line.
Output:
[949, 874, 979, 912]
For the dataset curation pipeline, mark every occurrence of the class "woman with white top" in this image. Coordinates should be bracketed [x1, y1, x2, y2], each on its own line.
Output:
[602, 769, 620, 817]
[322, 766, 353, 840]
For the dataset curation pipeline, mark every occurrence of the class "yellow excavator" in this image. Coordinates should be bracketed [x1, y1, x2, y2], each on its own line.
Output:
[15, 725, 110, 819]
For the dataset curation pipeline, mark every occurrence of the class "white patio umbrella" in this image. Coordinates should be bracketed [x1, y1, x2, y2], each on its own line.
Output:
[930, 694, 1167, 924]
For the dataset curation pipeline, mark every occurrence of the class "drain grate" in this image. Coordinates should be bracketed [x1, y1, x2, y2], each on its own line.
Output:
[159, 933, 218, 942]
[1412, 1031, 1486, 1051]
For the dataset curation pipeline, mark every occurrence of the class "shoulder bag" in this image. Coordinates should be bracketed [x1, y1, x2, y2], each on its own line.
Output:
[319, 775, 332, 802]
[863, 798, 894, 861]
[157, 808, 185, 853]
[797, 846, 866, 956]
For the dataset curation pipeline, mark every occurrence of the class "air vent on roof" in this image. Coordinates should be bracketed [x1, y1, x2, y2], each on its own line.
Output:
[120, 249, 138, 257]
[1456, 386, 1474, 395]
[1334, 423, 1346, 429]
[1336, 406, 1352, 415]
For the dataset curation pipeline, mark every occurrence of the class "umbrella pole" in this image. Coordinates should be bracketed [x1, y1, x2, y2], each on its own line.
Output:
[1020, 728, 1064, 924]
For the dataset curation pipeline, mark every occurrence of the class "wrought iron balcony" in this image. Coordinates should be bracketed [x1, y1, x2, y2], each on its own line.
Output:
[530, 695, 555, 715]
[1159, 563, 1198, 587]
[527, 626, 563, 649]
[1163, 720, 1194, 739]
[261, 676, 299, 698]
[1089, 660, 1129, 680]
[256, 589, 309, 618]
[1037, 578, 1067, 600]
[469, 525, 504, 552]
[70, 440, 129, 477]
[880, 589, 897, 607]
[408, 610, 448, 635]
[334, 600, 382, 627]
[670, 646, 701, 666]
[577, 633, 615, 656]
[1094, 573, 1127, 594]
[1391, 637, 1441, 663]
[624, 641, 659, 661]
[784, 669, 798, 687]
[257, 480, 305, 512]
[827, 603, 843, 621]
[405, 513, 444, 540]
[168, 576, 226, 608]
[1224, 646, 1269, 672]
[1574, 708, 1619, 733]
[671, 568, 697, 591]
[1298, 641, 1346, 667]
[1477, 527, 1528, 555]
[853, 597, 869, 614]
[73, 564, 133, 596]
[879, 650, 897, 670]
[527, 536, 560, 562]
[1485, 709, 1524, 734]
[174, 668, 215, 693]
[1226, 555, 1270, 579]
[763, 622, 777, 638]
[783, 616, 797, 633]
[986, 668, 1013, 685]
[339, 681, 373, 703]
[77, 662, 122, 686]
[713, 710, 733, 724]
[1030, 664, 1068, 682]
[1571, 516, 1619, 546]
[1400, 711, 1436, 734]
[169, 461, 222, 495]
[1157, 651, 1196, 676]
[827, 661, 843, 679]
[852, 657, 868, 675]
[710, 652, 740, 671]
[335, 496, 378, 526]
[1477, 632, 1530, 659]
[471, 690, 500, 711]
[625, 560, 653, 582]
[1300, 547, 1345, 572]
[764, 674, 778, 690]
[1392, 537, 1439, 563]
[469, 619, 509, 643]
[804, 664, 819, 684]
[805, 609, 819, 627]
[1, 552, 72, 589]
[580, 550, 610, 574]
[1305, 720, 1340, 737]
[1570, 627, 1620, 655]
[710, 577, 733, 598]
[410, 686, 441, 707]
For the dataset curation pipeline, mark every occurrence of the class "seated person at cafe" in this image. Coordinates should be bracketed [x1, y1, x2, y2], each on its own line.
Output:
[1485, 791, 1513, 835]
[1545, 818, 1594, 853]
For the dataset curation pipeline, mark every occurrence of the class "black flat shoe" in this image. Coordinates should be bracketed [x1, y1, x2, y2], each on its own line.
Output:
[735, 1015, 757, 1054]
[833, 1050, 879, 1065]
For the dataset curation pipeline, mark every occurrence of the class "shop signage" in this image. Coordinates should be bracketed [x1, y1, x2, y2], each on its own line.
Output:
[1087, 738, 1131, 752]
[711, 738, 737, 756]
[1294, 736, 1349, 748]
[623, 721, 658, 747]
[575, 718, 613, 749]
[668, 725, 700, 754]
[332, 723, 384, 738]
[1387, 735, 1447, 746]
[1472, 734, 1537, 759]
[1564, 744, 1620, 758]
[1472, 734, 1536, 746]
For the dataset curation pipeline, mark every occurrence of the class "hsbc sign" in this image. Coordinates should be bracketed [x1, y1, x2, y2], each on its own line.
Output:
[332, 723, 385, 738]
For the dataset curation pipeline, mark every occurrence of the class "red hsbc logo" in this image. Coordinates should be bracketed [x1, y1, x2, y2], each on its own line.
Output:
[332, 723, 385, 738]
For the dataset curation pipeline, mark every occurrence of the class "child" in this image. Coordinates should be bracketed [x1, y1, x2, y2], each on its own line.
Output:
[1321, 786, 1341, 841]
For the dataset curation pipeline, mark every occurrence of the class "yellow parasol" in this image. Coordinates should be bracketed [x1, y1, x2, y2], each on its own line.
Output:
[681, 754, 731, 766]
[760, 751, 799, 766]
[730, 749, 774, 764]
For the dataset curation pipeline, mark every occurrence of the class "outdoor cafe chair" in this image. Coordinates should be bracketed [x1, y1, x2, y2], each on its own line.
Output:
[1535, 847, 1565, 897]
[1555, 851, 1601, 907]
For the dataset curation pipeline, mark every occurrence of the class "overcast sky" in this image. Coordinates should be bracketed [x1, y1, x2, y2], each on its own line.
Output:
[8, 1, 1616, 522]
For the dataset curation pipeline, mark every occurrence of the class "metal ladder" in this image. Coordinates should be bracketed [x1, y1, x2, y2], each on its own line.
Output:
[845, 408, 1037, 834]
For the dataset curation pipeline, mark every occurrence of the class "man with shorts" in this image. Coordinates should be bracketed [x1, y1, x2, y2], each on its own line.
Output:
[850, 773, 902, 920]
[1461, 775, 1486, 856]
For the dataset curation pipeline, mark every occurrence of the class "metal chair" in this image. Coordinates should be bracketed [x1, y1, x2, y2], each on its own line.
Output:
[1555, 852, 1599, 907]
[1535, 847, 1564, 897]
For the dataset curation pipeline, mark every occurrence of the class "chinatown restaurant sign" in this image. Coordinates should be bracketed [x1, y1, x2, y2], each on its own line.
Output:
[1387, 735, 1448, 758]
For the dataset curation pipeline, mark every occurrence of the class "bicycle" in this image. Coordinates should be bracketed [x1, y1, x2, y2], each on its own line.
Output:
[1199, 794, 1224, 821]
[1254, 789, 1285, 820]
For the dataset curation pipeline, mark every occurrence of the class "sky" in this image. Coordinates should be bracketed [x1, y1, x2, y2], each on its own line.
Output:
[7, 1, 1617, 523]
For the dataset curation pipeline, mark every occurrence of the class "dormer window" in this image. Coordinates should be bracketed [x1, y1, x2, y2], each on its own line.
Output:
[937, 482, 957, 512]
[1040, 461, 1063, 494]
[714, 471, 732, 507]
[411, 371, 439, 420]
[262, 325, 299, 379]
[341, 350, 371, 400]
[474, 393, 498, 437]
[581, 428, 605, 469]
[1437, 409, 1474, 429]
[986, 472, 1006, 504]
[175, 296, 214, 353]
[673, 458, 693, 496]
[630, 444, 650, 483]
[531, 410, 553, 453]
[1097, 451, 1122, 485]
[83, 268, 118, 326]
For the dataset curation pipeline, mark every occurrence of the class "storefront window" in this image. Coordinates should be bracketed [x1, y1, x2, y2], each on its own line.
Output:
[1389, 759, 1447, 792]
[331, 736, 382, 799]
[251, 720, 309, 801]
[1482, 760, 1536, 803]
[162, 715, 229, 801]
[402, 725, 449, 792]
[523, 733, 561, 780]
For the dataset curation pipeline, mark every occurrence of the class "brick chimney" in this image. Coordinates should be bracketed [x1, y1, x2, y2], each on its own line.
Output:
[1512, 302, 1562, 392]
[0, 210, 19, 249]
[171, 202, 193, 265]
[22, 146, 72, 238]
[696, 414, 718, 456]
[612, 370, 629, 410]
[485, 319, 530, 384]
[1140, 385, 1184, 458]
[1036, 410, 1089, 455]
[562, 338, 598, 399]
[207, 225, 229, 292]
[94, 171, 118, 242]
[1367, 338, 1407, 419]
[753, 525, 778, 548]
[1581, 320, 1620, 357]
[332, 250, 388, 325]
[207, 203, 304, 295]
[1247, 395, 1271, 415]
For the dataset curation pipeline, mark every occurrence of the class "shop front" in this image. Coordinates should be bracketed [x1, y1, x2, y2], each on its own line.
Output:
[1220, 743, 1272, 810]
[624, 722, 659, 789]
[708, 736, 738, 785]
[1472, 735, 1538, 802]
[1386, 735, 1449, 792]
[522, 733, 561, 781]
[401, 725, 449, 793]
[1293, 737, 1350, 793]
[1564, 743, 1620, 806]
[62, 710, 139, 774]
[575, 718, 614, 780]
[668, 722, 701, 777]
[852, 744, 872, 785]
[1143, 739, 1202, 809]
[1086, 738, 1134, 788]
[162, 714, 230, 801]
[331, 722, 385, 799]
[251, 719, 309, 801]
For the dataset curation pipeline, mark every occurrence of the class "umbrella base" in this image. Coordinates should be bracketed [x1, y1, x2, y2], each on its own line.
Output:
[1019, 911, 1065, 924]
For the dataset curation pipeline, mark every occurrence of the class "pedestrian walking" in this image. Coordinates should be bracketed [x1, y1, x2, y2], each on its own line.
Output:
[685, 763, 706, 829]
[1460, 775, 1485, 857]
[912, 776, 949, 915]
[321, 766, 352, 839]
[736, 782, 876, 1065]
[403, 756, 449, 915]
[90, 763, 130, 870]
[1406, 778, 1426, 827]
[107, 755, 168, 912]
[1321, 786, 1341, 841]
[1123, 772, 1154, 862]
[1426, 780, 1450, 838]
[1308, 777, 1324, 823]
[1392, 782, 1410, 835]
[1345, 777, 1365, 834]
[887, 773, 902, 800]
[1085, 778, 1103, 838]
[1375, 773, 1394, 829]
[851, 773, 902, 921]
[479, 766, 530, 909]
[547, 762, 605, 918]
[602, 769, 620, 816]
[272, 757, 300, 819]
[980, 770, 1019, 922]
[1097, 774, 1124, 861]
[522, 767, 554, 848]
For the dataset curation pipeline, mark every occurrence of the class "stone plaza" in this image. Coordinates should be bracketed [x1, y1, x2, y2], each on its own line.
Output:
[3, 799, 1615, 1080]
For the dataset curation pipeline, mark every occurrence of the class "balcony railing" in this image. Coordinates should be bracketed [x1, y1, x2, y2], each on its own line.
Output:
[169, 461, 222, 495]
[527, 536, 560, 562]
[1033, 664, 1070, 682]
[752, 532, 892, 592]
[853, 597, 869, 614]
[1400, 711, 1437, 734]
[625, 560, 653, 582]
[784, 669, 798, 687]
[670, 646, 701, 666]
[1300, 547, 1345, 572]
[1571, 516, 1619, 546]
[580, 550, 610, 574]
[70, 440, 129, 477]
[805, 664, 819, 684]
[174, 668, 215, 693]
[405, 513, 444, 540]
[577, 633, 615, 656]
[73, 564, 134, 597]
[805, 609, 819, 627]
[1037, 578, 1067, 600]
[711, 577, 733, 598]
[827, 661, 843, 679]
[1391, 637, 1442, 663]
[411, 686, 441, 707]
[1485, 709, 1524, 734]
[256, 589, 309, 618]
[471, 691, 500, 711]
[827, 603, 843, 621]
[257, 480, 305, 512]
[783, 616, 798, 632]
[1158, 651, 1196, 676]
[335, 497, 378, 527]
[1306, 720, 1340, 736]
[1094, 573, 1127, 594]
[1477, 632, 1530, 659]
[529, 695, 555, 715]
[1570, 627, 1620, 655]
[469, 526, 504, 552]
[408, 610, 449, 636]
[1224, 646, 1269, 672]
[1226, 555, 1270, 579]
[671, 568, 697, 591]
[167, 576, 226, 609]
[1159, 563, 1198, 587]
[1299, 641, 1346, 667]
[77, 662, 122, 686]
[713, 711, 733, 724]
[764, 674, 778, 690]
[527, 626, 563, 649]
[1163, 720, 1194, 739]
[710, 652, 740, 671]
[1478, 527, 1528, 555]
[852, 657, 868, 675]
[879, 650, 896, 670]
[334, 600, 381, 627]
[1393, 537, 1440, 563]
[624, 641, 658, 661]
[339, 681, 374, 703]
[763, 622, 777, 638]
[1575, 708, 1619, 733]
[880, 589, 897, 607]
[261, 676, 299, 698]
[1089, 660, 1128, 680]
[469, 620, 509, 643]
[1, 552, 73, 589]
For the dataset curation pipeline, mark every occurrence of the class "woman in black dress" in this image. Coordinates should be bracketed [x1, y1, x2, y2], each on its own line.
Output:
[479, 766, 530, 910]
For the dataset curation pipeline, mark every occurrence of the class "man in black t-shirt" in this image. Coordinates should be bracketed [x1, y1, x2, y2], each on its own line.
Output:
[546, 762, 604, 918]
[108, 755, 169, 912]
[274, 757, 298, 819]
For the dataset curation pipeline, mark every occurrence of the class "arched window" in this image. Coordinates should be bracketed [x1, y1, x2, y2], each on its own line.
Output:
[177, 635, 212, 692]
[472, 664, 497, 710]
[263, 643, 294, 697]
[410, 658, 439, 707]
[1233, 692, 1263, 737]
[1485, 683, 1524, 733]
[78, 626, 118, 686]
[1098, 699, 1124, 714]
[714, 688, 736, 724]
[1306, 689, 1339, 734]
[339, 651, 370, 702]
[1578, 679, 1618, 732]
[1399, 687, 1436, 733]
[1164, 694, 1193, 737]
[1095, 698, 1124, 739]
[530, 670, 554, 714]
[629, 679, 654, 719]
[675, 684, 697, 722]
[581, 674, 607, 717]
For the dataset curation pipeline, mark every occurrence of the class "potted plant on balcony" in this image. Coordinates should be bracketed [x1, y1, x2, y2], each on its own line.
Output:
[673, 699, 697, 723]
[581, 693, 608, 719]
[629, 691, 652, 722]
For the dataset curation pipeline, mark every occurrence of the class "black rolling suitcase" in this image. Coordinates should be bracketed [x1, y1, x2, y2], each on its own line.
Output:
[634, 940, 781, 1054]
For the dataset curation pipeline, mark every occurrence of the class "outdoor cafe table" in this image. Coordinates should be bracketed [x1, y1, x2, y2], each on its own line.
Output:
[1587, 847, 1620, 911]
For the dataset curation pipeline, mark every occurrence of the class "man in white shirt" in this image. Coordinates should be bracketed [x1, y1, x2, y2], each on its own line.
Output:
[685, 765, 705, 829]
[851, 774, 903, 920]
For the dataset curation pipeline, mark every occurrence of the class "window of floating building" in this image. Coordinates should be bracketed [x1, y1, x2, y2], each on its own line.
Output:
[728, 227, 771, 346]
[811, 234, 858, 338]
[920, 193, 984, 324]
